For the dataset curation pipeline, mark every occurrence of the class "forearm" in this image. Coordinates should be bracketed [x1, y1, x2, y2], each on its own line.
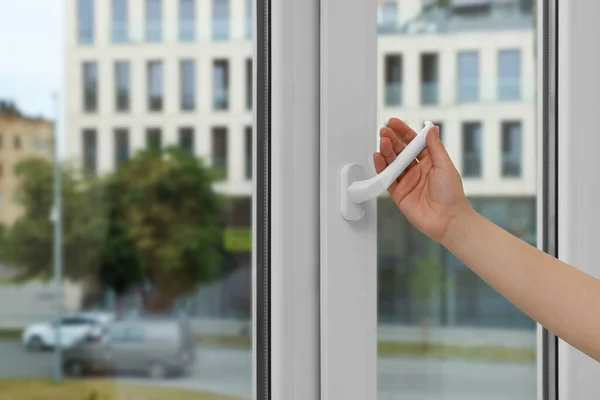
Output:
[442, 207, 600, 361]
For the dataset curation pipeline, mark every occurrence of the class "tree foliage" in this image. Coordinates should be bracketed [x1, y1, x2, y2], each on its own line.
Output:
[102, 147, 223, 304]
[1, 148, 224, 307]
[1, 157, 106, 281]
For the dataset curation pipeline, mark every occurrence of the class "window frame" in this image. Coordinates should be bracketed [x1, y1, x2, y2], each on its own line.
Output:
[259, 0, 560, 399]
[319, 0, 377, 398]
[254, 0, 321, 398]
[554, 1, 600, 398]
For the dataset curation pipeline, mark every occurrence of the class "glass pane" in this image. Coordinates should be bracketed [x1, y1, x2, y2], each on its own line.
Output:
[0, 1, 253, 399]
[377, 1, 536, 399]
[111, 0, 129, 43]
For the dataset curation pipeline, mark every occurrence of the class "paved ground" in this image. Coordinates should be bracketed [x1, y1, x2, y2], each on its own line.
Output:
[0, 340, 536, 399]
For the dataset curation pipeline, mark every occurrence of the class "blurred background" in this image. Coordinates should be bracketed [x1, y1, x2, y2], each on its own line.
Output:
[0, 0, 535, 399]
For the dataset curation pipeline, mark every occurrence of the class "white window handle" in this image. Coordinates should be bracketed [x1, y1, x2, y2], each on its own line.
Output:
[340, 121, 434, 221]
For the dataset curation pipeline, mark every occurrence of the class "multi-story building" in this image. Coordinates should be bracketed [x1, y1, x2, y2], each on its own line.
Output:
[65, 0, 535, 326]
[0, 102, 54, 226]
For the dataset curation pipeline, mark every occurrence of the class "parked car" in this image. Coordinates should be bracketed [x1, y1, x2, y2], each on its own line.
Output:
[62, 318, 196, 378]
[21, 312, 114, 351]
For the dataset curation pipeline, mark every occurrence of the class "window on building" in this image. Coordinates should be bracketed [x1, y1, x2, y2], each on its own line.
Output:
[148, 61, 163, 112]
[502, 121, 522, 177]
[114, 128, 129, 167]
[421, 53, 439, 105]
[458, 51, 480, 102]
[115, 61, 130, 112]
[246, 0, 252, 39]
[112, 0, 128, 43]
[179, 127, 195, 153]
[246, 58, 253, 110]
[245, 126, 252, 180]
[180, 60, 196, 111]
[378, 1, 398, 32]
[213, 0, 229, 41]
[145, 0, 162, 42]
[498, 50, 521, 101]
[14, 136, 21, 150]
[213, 60, 229, 110]
[78, 0, 94, 44]
[212, 127, 228, 180]
[179, 0, 196, 42]
[462, 122, 482, 177]
[83, 62, 98, 113]
[520, 0, 533, 13]
[82, 129, 97, 175]
[146, 128, 162, 150]
[384, 54, 402, 106]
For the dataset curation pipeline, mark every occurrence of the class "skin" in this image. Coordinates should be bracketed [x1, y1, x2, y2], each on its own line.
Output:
[374, 117, 600, 362]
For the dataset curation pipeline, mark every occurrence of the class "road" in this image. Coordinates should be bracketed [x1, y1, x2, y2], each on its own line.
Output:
[0, 340, 535, 399]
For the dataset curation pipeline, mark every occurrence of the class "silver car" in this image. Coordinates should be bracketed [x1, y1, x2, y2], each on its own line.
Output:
[62, 318, 196, 378]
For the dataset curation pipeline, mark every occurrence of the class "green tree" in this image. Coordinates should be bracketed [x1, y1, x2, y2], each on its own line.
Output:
[1, 157, 106, 281]
[410, 241, 446, 350]
[107, 147, 223, 308]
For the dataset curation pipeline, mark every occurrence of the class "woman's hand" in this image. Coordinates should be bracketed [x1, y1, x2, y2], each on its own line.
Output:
[373, 118, 472, 243]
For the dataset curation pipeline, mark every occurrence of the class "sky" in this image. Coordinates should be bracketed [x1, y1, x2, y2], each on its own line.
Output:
[0, 0, 63, 120]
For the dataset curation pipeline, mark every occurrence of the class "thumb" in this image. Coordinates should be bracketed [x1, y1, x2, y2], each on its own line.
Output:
[426, 126, 452, 169]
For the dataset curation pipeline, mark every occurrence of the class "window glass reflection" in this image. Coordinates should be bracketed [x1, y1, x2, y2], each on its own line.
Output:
[1, 0, 254, 397]
[377, 1, 536, 399]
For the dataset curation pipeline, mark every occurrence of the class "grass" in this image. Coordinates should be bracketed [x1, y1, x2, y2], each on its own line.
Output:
[0, 379, 244, 400]
[197, 335, 535, 363]
[378, 340, 536, 363]
[0, 328, 20, 340]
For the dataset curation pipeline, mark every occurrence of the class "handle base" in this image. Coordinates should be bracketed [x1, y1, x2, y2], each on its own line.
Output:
[340, 163, 367, 221]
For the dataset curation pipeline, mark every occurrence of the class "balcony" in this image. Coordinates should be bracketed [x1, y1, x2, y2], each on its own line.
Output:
[457, 79, 480, 103]
[148, 96, 163, 112]
[116, 92, 129, 112]
[246, 19, 252, 39]
[145, 21, 162, 43]
[78, 29, 94, 45]
[384, 83, 402, 106]
[246, 157, 252, 180]
[498, 77, 521, 101]
[181, 94, 196, 111]
[502, 153, 522, 177]
[421, 82, 439, 105]
[112, 22, 129, 43]
[179, 20, 196, 42]
[463, 153, 481, 177]
[213, 20, 230, 41]
[212, 157, 228, 180]
[213, 89, 229, 111]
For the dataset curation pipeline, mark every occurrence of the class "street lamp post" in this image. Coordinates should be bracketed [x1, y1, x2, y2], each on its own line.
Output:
[51, 93, 63, 383]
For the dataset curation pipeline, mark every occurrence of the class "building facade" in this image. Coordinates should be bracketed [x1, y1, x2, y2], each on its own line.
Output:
[65, 0, 536, 327]
[0, 104, 54, 227]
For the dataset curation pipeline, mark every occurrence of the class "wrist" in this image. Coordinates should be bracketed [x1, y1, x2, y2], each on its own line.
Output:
[440, 204, 478, 250]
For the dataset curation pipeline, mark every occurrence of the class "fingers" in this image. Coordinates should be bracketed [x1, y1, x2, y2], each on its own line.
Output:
[426, 125, 452, 169]
[388, 118, 430, 159]
[388, 118, 416, 144]
[379, 136, 397, 165]
[380, 127, 404, 156]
